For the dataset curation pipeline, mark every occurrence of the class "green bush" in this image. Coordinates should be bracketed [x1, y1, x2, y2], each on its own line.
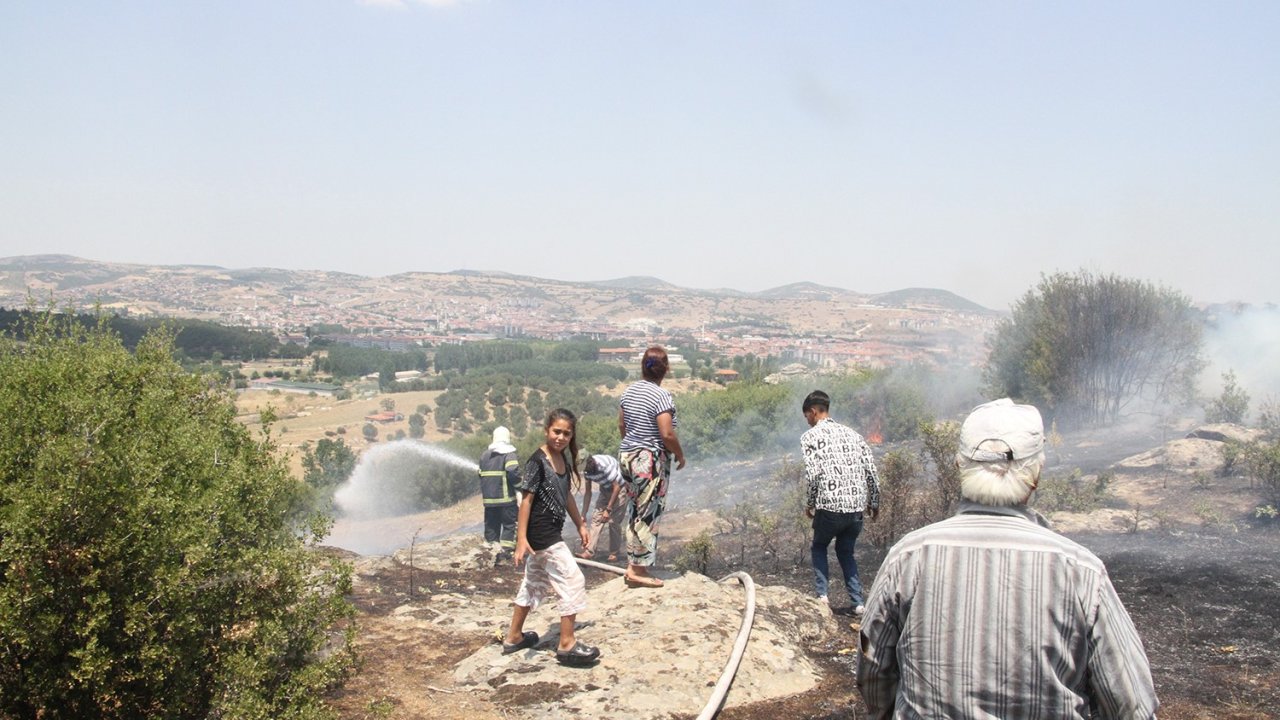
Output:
[866, 448, 923, 550]
[673, 530, 716, 576]
[0, 312, 355, 719]
[1034, 469, 1113, 514]
[1203, 369, 1250, 424]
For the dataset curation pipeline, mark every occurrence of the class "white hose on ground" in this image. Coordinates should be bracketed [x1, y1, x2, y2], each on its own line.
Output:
[696, 571, 756, 720]
[575, 559, 757, 720]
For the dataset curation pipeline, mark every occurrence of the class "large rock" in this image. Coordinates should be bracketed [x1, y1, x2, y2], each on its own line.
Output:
[1184, 423, 1266, 445]
[377, 536, 829, 718]
[451, 573, 825, 718]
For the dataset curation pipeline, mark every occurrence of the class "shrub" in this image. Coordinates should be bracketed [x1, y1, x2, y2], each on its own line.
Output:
[1221, 440, 1245, 477]
[1034, 469, 1113, 514]
[674, 530, 716, 576]
[0, 312, 355, 719]
[918, 419, 961, 516]
[865, 449, 922, 550]
[1241, 439, 1280, 502]
[1258, 398, 1280, 440]
[1204, 369, 1250, 424]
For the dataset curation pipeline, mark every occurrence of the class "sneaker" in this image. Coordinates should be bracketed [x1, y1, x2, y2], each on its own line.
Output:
[854, 604, 866, 616]
[817, 594, 828, 604]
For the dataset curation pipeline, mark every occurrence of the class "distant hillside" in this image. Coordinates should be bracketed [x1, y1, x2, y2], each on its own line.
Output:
[870, 287, 995, 314]
[0, 256, 998, 336]
[753, 281, 857, 301]
[588, 276, 683, 292]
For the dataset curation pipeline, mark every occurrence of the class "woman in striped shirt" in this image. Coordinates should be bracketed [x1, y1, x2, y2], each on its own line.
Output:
[617, 346, 686, 588]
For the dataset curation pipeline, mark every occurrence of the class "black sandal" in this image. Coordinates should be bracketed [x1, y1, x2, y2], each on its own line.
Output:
[501, 630, 538, 654]
[555, 641, 601, 667]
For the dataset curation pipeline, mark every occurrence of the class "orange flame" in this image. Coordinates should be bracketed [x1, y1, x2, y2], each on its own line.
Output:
[866, 416, 884, 444]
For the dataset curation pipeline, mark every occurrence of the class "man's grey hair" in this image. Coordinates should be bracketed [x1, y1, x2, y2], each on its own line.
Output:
[958, 451, 1046, 507]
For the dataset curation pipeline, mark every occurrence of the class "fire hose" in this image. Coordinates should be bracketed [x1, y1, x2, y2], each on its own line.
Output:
[576, 559, 757, 719]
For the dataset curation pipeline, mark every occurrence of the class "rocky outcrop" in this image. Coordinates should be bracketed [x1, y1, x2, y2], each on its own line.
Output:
[362, 535, 831, 719]
[1184, 423, 1266, 445]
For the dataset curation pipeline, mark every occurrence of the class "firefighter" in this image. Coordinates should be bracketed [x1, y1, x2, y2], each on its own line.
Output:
[478, 426, 520, 564]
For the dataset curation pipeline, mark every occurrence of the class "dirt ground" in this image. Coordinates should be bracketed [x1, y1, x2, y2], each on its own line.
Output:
[322, 514, 1280, 719]
[318, 418, 1280, 719]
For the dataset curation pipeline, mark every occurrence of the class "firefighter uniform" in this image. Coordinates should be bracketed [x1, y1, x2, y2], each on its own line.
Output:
[478, 445, 520, 553]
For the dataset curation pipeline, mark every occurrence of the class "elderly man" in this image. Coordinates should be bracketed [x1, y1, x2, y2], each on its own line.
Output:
[857, 399, 1159, 719]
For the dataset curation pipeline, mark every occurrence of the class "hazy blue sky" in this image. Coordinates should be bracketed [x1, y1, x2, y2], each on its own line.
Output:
[2, 1, 1276, 310]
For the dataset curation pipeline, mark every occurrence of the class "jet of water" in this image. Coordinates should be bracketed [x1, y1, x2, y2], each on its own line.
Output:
[324, 439, 484, 554]
[332, 439, 480, 520]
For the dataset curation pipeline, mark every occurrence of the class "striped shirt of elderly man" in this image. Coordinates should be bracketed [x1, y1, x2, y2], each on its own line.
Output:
[856, 398, 1159, 720]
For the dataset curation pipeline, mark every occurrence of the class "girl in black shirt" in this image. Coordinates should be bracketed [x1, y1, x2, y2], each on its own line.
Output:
[500, 409, 601, 667]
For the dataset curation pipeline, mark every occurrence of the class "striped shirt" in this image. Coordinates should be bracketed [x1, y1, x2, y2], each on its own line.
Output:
[801, 418, 880, 514]
[857, 502, 1159, 720]
[618, 380, 677, 453]
[584, 454, 622, 490]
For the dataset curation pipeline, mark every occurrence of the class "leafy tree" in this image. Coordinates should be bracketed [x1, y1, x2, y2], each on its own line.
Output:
[525, 390, 545, 423]
[408, 413, 427, 439]
[319, 345, 427, 380]
[489, 385, 508, 406]
[985, 270, 1204, 427]
[678, 382, 795, 458]
[468, 393, 490, 423]
[301, 437, 357, 513]
[575, 413, 621, 457]
[1204, 369, 1250, 424]
[508, 405, 529, 437]
[729, 353, 780, 384]
[279, 340, 307, 359]
[362, 423, 378, 442]
[433, 340, 533, 374]
[0, 312, 354, 718]
[546, 339, 600, 363]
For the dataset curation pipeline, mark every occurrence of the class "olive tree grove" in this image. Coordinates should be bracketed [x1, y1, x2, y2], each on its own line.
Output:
[984, 271, 1204, 427]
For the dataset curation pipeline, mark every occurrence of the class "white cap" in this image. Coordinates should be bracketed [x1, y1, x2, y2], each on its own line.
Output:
[957, 399, 1044, 462]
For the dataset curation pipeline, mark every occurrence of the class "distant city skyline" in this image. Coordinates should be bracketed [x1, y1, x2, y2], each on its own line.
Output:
[2, 2, 1277, 311]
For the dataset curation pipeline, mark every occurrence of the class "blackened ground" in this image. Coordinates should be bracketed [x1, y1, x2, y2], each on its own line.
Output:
[665, 529, 1280, 720]
[1083, 532, 1280, 720]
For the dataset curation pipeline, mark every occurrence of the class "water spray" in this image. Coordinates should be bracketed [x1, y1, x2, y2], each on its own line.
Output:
[326, 439, 481, 554]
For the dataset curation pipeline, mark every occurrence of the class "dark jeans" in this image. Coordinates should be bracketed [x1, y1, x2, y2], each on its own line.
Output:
[811, 509, 865, 604]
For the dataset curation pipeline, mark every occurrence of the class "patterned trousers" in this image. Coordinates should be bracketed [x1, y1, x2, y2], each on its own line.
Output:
[619, 447, 671, 567]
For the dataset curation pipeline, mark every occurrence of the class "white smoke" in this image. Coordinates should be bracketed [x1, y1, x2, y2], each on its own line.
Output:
[1199, 304, 1280, 421]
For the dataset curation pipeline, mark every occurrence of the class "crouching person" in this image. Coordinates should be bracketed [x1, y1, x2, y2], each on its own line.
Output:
[502, 409, 601, 668]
